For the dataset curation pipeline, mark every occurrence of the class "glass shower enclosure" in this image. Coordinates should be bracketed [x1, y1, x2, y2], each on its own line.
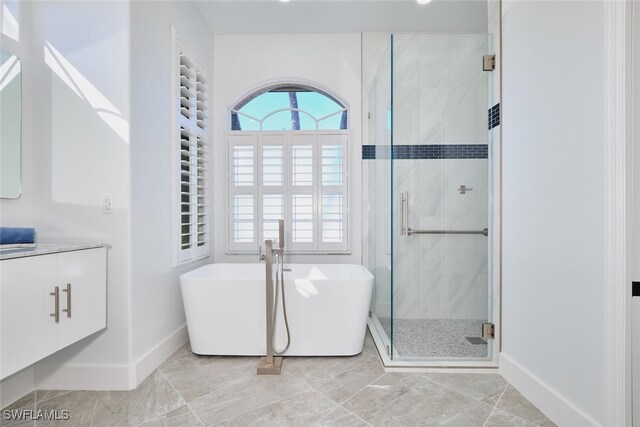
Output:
[365, 33, 496, 365]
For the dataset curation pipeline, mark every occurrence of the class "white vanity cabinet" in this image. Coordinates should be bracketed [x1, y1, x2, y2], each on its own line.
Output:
[0, 245, 107, 379]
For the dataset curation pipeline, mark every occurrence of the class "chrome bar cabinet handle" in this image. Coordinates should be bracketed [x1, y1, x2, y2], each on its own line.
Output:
[50, 286, 60, 323]
[62, 283, 71, 318]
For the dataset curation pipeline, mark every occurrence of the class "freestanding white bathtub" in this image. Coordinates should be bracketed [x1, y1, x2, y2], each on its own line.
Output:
[180, 263, 374, 356]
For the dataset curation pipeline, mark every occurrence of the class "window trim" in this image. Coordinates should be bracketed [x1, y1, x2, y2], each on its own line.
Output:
[226, 130, 350, 255]
[171, 27, 211, 268]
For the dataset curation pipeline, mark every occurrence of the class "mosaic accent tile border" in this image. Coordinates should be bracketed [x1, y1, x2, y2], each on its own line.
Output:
[488, 103, 500, 130]
[362, 144, 488, 160]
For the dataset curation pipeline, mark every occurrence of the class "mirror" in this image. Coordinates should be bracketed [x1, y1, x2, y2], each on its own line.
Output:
[0, 50, 22, 199]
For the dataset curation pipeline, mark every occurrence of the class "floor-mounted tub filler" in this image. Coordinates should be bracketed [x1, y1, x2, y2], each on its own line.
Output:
[179, 261, 374, 361]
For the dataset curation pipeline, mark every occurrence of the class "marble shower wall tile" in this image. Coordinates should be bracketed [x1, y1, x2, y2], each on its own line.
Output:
[365, 34, 492, 322]
[392, 33, 489, 146]
[442, 159, 488, 217]
[419, 34, 449, 89]
[362, 33, 391, 95]
[419, 86, 447, 145]
[446, 86, 488, 145]
[390, 158, 488, 320]
[448, 34, 489, 88]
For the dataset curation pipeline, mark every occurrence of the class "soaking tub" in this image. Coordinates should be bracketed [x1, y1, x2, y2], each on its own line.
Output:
[180, 263, 374, 356]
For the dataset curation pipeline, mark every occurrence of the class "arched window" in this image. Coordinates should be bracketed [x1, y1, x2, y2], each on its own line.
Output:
[230, 84, 348, 131]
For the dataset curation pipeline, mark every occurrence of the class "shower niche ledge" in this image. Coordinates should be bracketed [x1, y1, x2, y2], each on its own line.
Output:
[0, 245, 107, 379]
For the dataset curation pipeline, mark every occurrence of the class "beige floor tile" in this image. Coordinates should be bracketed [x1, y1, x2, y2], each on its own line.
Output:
[1, 392, 36, 427]
[218, 391, 369, 427]
[362, 331, 379, 358]
[159, 343, 255, 376]
[136, 405, 202, 427]
[35, 391, 73, 405]
[2, 393, 36, 412]
[419, 373, 508, 405]
[484, 409, 540, 427]
[161, 355, 259, 403]
[284, 353, 385, 404]
[187, 370, 313, 425]
[496, 386, 556, 427]
[36, 391, 105, 427]
[15, 341, 553, 427]
[36, 371, 183, 427]
[343, 373, 494, 426]
[98, 371, 184, 425]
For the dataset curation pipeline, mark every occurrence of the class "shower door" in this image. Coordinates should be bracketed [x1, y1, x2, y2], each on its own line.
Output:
[389, 33, 494, 361]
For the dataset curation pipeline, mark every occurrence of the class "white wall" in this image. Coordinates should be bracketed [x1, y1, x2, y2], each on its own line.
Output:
[632, 1, 640, 423]
[2, 1, 217, 399]
[501, 1, 606, 425]
[129, 0, 214, 363]
[0, 0, 34, 226]
[28, 0, 132, 374]
[196, 1, 487, 35]
[213, 34, 362, 265]
[0, 0, 37, 406]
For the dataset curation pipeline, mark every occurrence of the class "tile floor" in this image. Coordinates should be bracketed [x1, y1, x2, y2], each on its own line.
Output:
[377, 318, 488, 358]
[2, 333, 555, 427]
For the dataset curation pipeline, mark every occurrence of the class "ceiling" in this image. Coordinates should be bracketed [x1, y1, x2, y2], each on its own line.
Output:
[193, 0, 488, 35]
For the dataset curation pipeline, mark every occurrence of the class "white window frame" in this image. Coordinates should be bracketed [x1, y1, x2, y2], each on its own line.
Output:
[227, 130, 349, 254]
[171, 28, 210, 267]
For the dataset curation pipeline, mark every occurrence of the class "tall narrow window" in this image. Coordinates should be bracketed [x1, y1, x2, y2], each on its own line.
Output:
[173, 32, 210, 266]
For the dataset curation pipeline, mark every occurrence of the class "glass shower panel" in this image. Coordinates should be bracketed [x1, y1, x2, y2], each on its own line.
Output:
[366, 37, 393, 355]
[391, 33, 491, 360]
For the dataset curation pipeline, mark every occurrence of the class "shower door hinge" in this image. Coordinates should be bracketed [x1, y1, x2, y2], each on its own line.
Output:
[483, 55, 496, 71]
[385, 345, 391, 356]
[368, 112, 371, 119]
[482, 323, 495, 340]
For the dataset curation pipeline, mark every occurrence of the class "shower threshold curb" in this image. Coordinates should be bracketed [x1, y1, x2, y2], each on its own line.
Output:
[367, 318, 499, 371]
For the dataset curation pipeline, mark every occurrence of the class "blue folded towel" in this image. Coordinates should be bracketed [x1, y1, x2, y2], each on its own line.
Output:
[0, 227, 36, 245]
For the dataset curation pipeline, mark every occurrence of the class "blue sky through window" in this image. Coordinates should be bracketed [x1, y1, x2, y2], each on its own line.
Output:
[233, 90, 346, 131]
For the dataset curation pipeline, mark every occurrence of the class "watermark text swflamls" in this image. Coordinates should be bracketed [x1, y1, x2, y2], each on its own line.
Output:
[3, 409, 70, 421]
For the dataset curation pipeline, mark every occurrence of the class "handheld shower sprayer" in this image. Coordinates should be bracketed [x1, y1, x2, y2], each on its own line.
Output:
[257, 219, 291, 375]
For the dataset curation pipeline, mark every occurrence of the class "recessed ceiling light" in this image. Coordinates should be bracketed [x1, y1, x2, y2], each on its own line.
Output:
[279, 0, 291, 2]
[417, 0, 432, 4]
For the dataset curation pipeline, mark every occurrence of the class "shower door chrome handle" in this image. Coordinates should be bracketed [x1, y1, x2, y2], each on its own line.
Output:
[401, 191, 409, 236]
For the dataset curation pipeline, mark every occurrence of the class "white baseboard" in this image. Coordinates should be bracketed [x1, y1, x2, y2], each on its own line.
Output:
[131, 324, 189, 387]
[0, 367, 35, 409]
[35, 325, 189, 391]
[35, 362, 134, 391]
[499, 353, 600, 427]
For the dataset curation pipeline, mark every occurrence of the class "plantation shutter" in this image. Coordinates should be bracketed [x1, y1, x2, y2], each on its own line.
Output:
[228, 134, 258, 252]
[173, 34, 210, 266]
[319, 134, 348, 252]
[227, 132, 348, 254]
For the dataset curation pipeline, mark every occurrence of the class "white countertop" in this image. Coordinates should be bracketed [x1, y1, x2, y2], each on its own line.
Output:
[0, 243, 108, 260]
